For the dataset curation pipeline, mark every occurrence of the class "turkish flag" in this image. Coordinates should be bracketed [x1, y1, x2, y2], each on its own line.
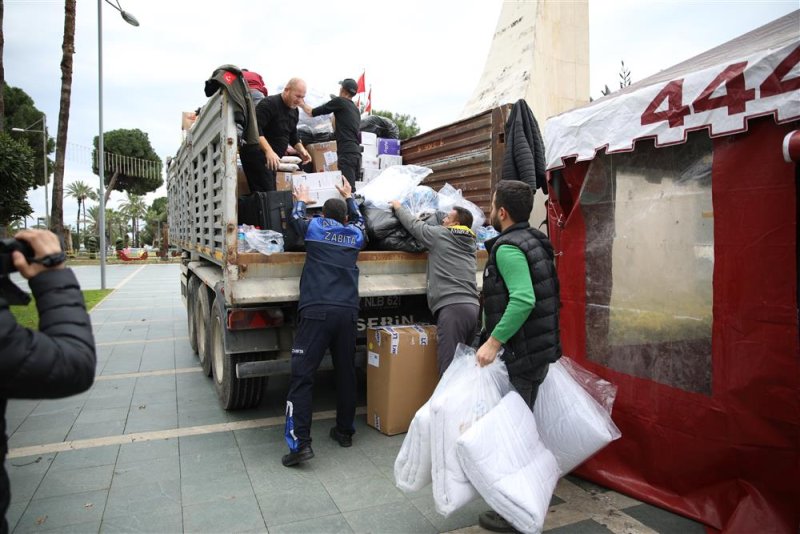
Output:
[357, 71, 366, 94]
[365, 88, 372, 113]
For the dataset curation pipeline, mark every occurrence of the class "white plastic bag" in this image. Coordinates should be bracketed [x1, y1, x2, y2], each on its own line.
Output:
[533, 358, 622, 475]
[244, 228, 284, 255]
[429, 343, 510, 516]
[394, 400, 433, 493]
[436, 183, 486, 231]
[401, 185, 439, 216]
[457, 392, 560, 534]
[358, 165, 433, 210]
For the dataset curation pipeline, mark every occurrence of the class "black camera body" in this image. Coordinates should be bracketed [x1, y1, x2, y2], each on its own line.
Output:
[0, 238, 36, 306]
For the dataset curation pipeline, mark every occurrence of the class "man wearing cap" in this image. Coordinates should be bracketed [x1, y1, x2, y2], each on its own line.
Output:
[301, 78, 362, 188]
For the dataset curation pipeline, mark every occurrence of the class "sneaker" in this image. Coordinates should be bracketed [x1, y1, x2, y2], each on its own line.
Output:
[281, 445, 314, 467]
[329, 427, 352, 447]
[478, 510, 518, 533]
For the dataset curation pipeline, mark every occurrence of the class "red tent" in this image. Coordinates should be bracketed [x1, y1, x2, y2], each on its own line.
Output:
[544, 11, 799, 533]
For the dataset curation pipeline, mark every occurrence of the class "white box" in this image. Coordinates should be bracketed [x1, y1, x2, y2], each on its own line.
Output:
[362, 168, 381, 183]
[309, 188, 343, 206]
[361, 156, 379, 170]
[378, 154, 403, 170]
[291, 171, 345, 206]
[361, 132, 377, 146]
[361, 144, 378, 159]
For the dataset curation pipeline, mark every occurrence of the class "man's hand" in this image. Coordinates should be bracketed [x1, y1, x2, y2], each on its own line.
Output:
[336, 177, 352, 199]
[265, 148, 281, 171]
[12, 229, 65, 280]
[300, 103, 313, 116]
[476, 336, 503, 367]
[389, 200, 401, 211]
[298, 146, 312, 165]
[293, 184, 312, 204]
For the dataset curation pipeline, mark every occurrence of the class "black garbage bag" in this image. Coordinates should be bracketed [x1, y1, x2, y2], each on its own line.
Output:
[360, 115, 400, 139]
[377, 228, 426, 252]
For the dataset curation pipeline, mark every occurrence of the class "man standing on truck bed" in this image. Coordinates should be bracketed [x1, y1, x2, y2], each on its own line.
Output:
[300, 78, 362, 188]
[255, 77, 312, 190]
[282, 178, 366, 467]
[389, 200, 480, 375]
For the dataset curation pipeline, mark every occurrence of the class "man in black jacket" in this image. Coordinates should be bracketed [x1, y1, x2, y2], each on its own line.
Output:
[0, 230, 96, 534]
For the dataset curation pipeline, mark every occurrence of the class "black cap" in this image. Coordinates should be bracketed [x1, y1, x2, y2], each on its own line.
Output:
[339, 78, 358, 96]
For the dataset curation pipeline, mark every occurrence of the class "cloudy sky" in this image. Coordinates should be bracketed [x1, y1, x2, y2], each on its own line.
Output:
[4, 0, 797, 228]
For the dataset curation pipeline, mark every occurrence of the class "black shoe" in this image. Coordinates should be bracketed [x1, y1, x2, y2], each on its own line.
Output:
[329, 427, 352, 447]
[281, 445, 314, 467]
[478, 510, 518, 533]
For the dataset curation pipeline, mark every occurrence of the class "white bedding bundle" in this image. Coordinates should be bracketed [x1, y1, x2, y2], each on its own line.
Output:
[457, 392, 560, 534]
[393, 400, 433, 492]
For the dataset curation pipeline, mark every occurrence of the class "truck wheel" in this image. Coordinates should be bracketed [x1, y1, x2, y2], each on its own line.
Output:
[210, 304, 265, 410]
[195, 286, 213, 377]
[186, 276, 199, 354]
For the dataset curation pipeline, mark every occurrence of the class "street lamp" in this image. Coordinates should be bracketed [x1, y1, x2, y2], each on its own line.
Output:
[11, 115, 49, 228]
[98, 0, 139, 289]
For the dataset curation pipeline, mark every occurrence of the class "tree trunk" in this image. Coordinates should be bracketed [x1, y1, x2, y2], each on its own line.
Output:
[0, 0, 6, 131]
[104, 170, 119, 204]
[75, 198, 81, 249]
[51, 0, 77, 235]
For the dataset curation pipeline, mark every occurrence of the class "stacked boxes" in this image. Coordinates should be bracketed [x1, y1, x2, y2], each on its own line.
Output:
[366, 324, 439, 435]
[307, 141, 338, 173]
[291, 171, 345, 206]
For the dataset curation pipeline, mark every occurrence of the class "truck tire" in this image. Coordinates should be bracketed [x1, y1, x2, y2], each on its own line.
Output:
[210, 304, 265, 410]
[186, 276, 199, 354]
[195, 285, 213, 377]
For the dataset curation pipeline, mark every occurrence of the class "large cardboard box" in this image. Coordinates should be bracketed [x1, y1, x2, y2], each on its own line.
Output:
[276, 171, 302, 192]
[361, 144, 378, 159]
[308, 141, 338, 173]
[378, 154, 403, 170]
[360, 131, 377, 146]
[361, 156, 379, 171]
[291, 171, 345, 206]
[366, 325, 439, 435]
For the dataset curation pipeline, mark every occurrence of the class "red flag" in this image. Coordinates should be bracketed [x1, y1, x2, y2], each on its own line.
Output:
[365, 87, 372, 113]
[356, 95, 361, 110]
[357, 71, 366, 94]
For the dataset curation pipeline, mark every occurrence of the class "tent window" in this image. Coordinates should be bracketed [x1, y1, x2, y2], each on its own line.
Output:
[582, 135, 714, 394]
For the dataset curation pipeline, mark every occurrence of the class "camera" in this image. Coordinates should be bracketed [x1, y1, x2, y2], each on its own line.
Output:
[0, 238, 35, 276]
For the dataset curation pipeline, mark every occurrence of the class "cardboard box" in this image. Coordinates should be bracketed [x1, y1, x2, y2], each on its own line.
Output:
[308, 141, 338, 173]
[181, 111, 197, 131]
[361, 156, 379, 170]
[378, 154, 403, 170]
[366, 325, 439, 435]
[276, 171, 302, 192]
[377, 138, 401, 156]
[361, 144, 378, 159]
[291, 171, 345, 206]
[362, 168, 381, 183]
[361, 131, 377, 146]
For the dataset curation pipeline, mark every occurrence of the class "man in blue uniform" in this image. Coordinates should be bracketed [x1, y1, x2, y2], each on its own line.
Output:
[283, 178, 366, 467]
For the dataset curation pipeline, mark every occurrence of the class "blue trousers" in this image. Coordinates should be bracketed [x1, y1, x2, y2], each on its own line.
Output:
[285, 305, 357, 451]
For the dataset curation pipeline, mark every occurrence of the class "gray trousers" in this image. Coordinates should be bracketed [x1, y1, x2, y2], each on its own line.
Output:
[435, 302, 480, 376]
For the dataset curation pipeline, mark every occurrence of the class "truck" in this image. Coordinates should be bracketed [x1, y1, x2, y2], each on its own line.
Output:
[167, 89, 509, 410]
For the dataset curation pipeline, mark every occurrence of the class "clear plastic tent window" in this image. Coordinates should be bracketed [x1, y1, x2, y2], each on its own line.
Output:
[581, 135, 714, 395]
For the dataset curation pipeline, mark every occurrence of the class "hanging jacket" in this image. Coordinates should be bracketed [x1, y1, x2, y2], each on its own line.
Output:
[483, 222, 561, 375]
[204, 64, 260, 147]
[502, 99, 547, 192]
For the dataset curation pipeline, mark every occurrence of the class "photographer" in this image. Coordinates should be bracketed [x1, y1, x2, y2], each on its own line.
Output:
[0, 230, 96, 534]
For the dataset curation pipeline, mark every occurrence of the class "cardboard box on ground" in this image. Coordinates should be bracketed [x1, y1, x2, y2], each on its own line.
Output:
[367, 325, 439, 436]
[307, 141, 338, 172]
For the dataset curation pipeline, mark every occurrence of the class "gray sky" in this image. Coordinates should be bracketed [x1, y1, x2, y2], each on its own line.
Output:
[5, 0, 797, 229]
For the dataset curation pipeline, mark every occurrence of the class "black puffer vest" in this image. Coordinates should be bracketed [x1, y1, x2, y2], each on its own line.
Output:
[483, 222, 561, 374]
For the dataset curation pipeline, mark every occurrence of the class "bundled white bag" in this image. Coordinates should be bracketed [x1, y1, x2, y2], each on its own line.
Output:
[357, 165, 432, 210]
[456, 392, 560, 534]
[436, 183, 486, 231]
[393, 400, 433, 492]
[429, 344, 510, 516]
[533, 358, 622, 475]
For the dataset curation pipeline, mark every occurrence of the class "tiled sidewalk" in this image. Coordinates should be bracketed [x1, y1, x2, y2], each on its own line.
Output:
[5, 264, 706, 533]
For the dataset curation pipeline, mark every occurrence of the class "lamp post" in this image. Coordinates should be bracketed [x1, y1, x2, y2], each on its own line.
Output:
[98, 0, 139, 289]
[11, 115, 49, 228]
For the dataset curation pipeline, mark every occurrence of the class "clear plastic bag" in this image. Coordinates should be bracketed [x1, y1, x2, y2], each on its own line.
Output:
[358, 165, 433, 210]
[558, 356, 618, 415]
[401, 186, 439, 216]
[429, 343, 510, 516]
[244, 228, 284, 255]
[436, 183, 486, 231]
[476, 225, 500, 250]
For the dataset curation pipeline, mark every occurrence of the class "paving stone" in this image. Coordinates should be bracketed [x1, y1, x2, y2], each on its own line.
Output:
[116, 438, 178, 465]
[181, 472, 255, 506]
[6, 501, 27, 531]
[74, 407, 129, 425]
[323, 474, 406, 513]
[7, 427, 69, 449]
[546, 518, 616, 533]
[180, 448, 246, 482]
[14, 413, 76, 435]
[178, 406, 228, 427]
[65, 420, 126, 441]
[100, 511, 182, 533]
[256, 478, 338, 527]
[14, 489, 107, 533]
[343, 500, 437, 534]
[29, 398, 84, 418]
[411, 492, 490, 533]
[33, 464, 114, 500]
[310, 446, 386, 484]
[622, 503, 706, 533]
[6, 454, 54, 503]
[269, 513, 354, 534]
[178, 431, 238, 455]
[50, 445, 119, 472]
[102, 479, 181, 519]
[110, 456, 181, 488]
[181, 494, 266, 533]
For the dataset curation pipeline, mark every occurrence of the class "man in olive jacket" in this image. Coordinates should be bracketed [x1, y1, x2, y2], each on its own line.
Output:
[0, 230, 96, 534]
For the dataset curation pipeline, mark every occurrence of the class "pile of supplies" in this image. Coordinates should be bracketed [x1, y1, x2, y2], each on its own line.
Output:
[393, 344, 621, 534]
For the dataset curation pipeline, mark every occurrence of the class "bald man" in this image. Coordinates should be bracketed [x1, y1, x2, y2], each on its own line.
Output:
[253, 77, 312, 190]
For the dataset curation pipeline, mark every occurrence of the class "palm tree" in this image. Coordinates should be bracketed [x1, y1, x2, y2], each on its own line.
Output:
[50, 0, 77, 237]
[66, 180, 95, 248]
[119, 192, 146, 247]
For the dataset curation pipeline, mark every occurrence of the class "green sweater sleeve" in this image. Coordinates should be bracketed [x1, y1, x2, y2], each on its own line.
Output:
[490, 245, 535, 343]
